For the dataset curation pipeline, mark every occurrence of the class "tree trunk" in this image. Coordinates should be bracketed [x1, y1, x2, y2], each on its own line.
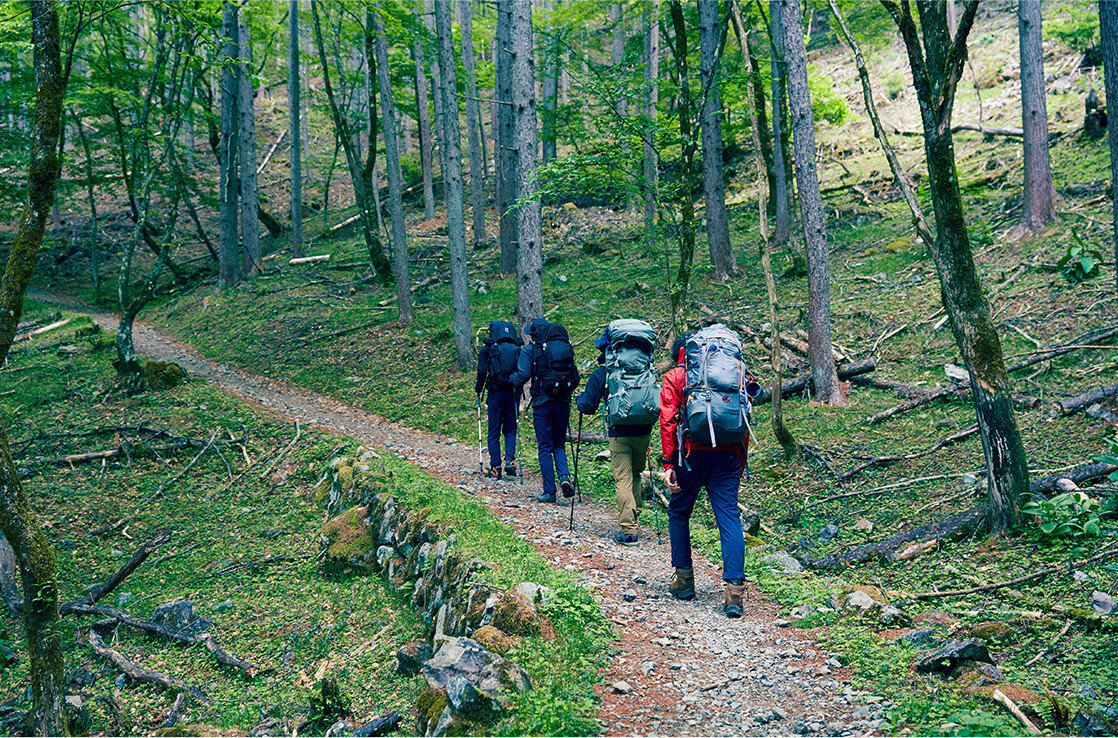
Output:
[423, 2, 448, 189]
[769, 0, 794, 253]
[434, 0, 475, 369]
[73, 110, 101, 295]
[668, 0, 697, 336]
[218, 0, 240, 288]
[510, 0, 543, 323]
[0, 4, 68, 734]
[496, 2, 519, 275]
[731, 0, 776, 224]
[698, 0, 735, 278]
[780, 0, 841, 405]
[289, 0, 304, 258]
[372, 2, 414, 324]
[310, 0, 391, 284]
[541, 0, 559, 165]
[238, 14, 261, 276]
[459, 0, 488, 247]
[1103, 0, 1118, 295]
[1016, 0, 1055, 234]
[413, 39, 436, 220]
[883, 0, 1030, 533]
[642, 0, 660, 243]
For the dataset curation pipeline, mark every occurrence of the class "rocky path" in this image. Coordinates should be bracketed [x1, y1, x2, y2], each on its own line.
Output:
[38, 293, 888, 736]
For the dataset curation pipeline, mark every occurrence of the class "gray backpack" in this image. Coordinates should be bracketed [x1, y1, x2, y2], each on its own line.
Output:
[682, 324, 755, 447]
[605, 319, 660, 427]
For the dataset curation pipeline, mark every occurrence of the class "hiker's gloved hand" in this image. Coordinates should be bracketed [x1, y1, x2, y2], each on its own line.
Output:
[664, 467, 680, 494]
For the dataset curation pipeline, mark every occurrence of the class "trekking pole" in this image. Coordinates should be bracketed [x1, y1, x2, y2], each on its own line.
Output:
[574, 412, 583, 502]
[516, 392, 524, 485]
[476, 392, 484, 475]
[647, 446, 662, 545]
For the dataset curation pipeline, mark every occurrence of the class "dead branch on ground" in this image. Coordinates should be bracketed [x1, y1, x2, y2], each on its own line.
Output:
[836, 424, 979, 483]
[905, 546, 1118, 600]
[65, 529, 171, 608]
[1054, 384, 1118, 416]
[1006, 325, 1118, 373]
[88, 630, 210, 703]
[752, 359, 876, 405]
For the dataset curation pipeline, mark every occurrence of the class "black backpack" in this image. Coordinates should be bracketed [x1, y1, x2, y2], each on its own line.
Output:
[485, 320, 521, 390]
[532, 323, 580, 399]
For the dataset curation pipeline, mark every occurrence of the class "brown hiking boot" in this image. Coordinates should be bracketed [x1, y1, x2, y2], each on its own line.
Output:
[724, 581, 745, 618]
[668, 567, 695, 600]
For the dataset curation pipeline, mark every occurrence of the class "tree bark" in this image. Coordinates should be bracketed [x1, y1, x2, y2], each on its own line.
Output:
[699, 0, 735, 278]
[769, 0, 794, 254]
[510, 0, 543, 323]
[1016, 0, 1055, 233]
[219, 0, 240, 288]
[238, 14, 260, 276]
[433, 0, 475, 369]
[731, 0, 776, 224]
[1100, 0, 1118, 294]
[667, 0, 697, 336]
[0, 4, 67, 733]
[780, 0, 841, 405]
[412, 39, 436, 220]
[883, 0, 1030, 534]
[289, 0, 304, 258]
[496, 2, 519, 275]
[459, 0, 488, 247]
[642, 0, 660, 241]
[540, 0, 559, 165]
[372, 1, 414, 324]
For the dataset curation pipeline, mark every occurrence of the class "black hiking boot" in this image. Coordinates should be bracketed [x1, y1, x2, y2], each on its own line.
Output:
[484, 466, 502, 480]
[504, 461, 517, 477]
[614, 531, 639, 546]
[537, 491, 557, 504]
[559, 474, 574, 498]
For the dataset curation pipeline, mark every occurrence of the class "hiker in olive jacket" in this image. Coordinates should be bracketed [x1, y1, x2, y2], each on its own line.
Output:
[510, 318, 579, 504]
[576, 329, 656, 546]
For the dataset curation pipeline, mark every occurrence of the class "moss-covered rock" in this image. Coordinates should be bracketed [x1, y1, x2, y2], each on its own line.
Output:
[416, 688, 448, 735]
[318, 506, 375, 570]
[471, 625, 519, 655]
[143, 360, 187, 390]
[743, 533, 766, 548]
[491, 591, 542, 638]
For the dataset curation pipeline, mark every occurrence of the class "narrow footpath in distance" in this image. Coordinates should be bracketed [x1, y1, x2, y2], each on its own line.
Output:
[32, 293, 890, 736]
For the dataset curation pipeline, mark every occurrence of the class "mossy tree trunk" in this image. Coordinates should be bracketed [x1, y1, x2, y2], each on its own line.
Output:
[1100, 0, 1118, 295]
[0, 2, 68, 733]
[883, 0, 1030, 533]
[510, 0, 544, 324]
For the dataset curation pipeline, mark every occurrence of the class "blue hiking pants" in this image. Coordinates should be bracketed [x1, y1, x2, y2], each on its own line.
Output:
[668, 449, 745, 581]
[486, 389, 517, 469]
[532, 400, 570, 496]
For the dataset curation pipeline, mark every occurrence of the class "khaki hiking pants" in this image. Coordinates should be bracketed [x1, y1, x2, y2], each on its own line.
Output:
[609, 434, 650, 535]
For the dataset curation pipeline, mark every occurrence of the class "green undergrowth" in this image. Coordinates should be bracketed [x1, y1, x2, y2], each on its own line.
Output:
[355, 453, 614, 736]
[1, 299, 425, 734]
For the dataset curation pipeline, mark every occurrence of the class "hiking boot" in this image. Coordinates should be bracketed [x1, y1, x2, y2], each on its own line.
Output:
[559, 474, 574, 498]
[724, 580, 745, 618]
[484, 466, 502, 480]
[504, 461, 517, 477]
[537, 491, 557, 504]
[668, 567, 695, 600]
[614, 531, 639, 546]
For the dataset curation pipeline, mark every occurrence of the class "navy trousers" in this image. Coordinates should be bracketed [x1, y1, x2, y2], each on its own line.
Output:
[486, 389, 517, 468]
[532, 400, 570, 496]
[668, 449, 745, 581]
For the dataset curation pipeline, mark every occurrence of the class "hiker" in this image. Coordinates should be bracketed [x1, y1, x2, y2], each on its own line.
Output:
[510, 318, 580, 504]
[576, 319, 659, 546]
[659, 326, 759, 619]
[475, 320, 523, 479]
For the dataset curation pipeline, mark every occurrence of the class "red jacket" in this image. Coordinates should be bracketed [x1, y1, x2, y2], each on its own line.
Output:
[659, 347, 747, 469]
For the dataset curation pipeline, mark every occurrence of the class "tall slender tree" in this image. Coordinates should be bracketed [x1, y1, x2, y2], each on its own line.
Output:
[642, 0, 660, 239]
[413, 38, 436, 220]
[289, 0, 304, 258]
[540, 0, 559, 164]
[0, 3, 67, 733]
[1103, 0, 1118, 294]
[510, 0, 543, 322]
[459, 0, 487, 247]
[238, 12, 260, 275]
[882, 0, 1030, 533]
[219, 0, 240, 288]
[698, 0, 735, 278]
[667, 0, 698, 335]
[1015, 0, 1056, 235]
[372, 0, 413, 324]
[780, 0, 841, 405]
[769, 0, 792, 250]
[496, 1, 518, 274]
[433, 0, 475, 368]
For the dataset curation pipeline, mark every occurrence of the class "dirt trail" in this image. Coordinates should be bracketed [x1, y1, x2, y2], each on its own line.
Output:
[37, 293, 887, 736]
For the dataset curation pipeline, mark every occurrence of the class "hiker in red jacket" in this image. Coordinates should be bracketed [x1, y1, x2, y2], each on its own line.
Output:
[659, 335, 747, 618]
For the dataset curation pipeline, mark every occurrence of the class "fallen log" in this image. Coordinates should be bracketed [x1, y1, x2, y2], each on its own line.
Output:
[74, 603, 261, 677]
[809, 504, 987, 569]
[376, 275, 439, 306]
[905, 546, 1117, 600]
[353, 711, 403, 737]
[1029, 462, 1118, 496]
[850, 375, 927, 398]
[952, 122, 1024, 138]
[1007, 324, 1118, 373]
[993, 689, 1042, 735]
[836, 424, 979, 483]
[868, 385, 957, 424]
[753, 358, 876, 405]
[1055, 384, 1118, 416]
[66, 530, 171, 609]
[16, 317, 72, 341]
[88, 630, 210, 703]
[288, 254, 331, 266]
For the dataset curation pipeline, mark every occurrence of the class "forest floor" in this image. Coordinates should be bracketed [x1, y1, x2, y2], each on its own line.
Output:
[31, 292, 888, 737]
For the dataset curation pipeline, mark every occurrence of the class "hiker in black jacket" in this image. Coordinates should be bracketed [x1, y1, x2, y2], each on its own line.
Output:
[475, 320, 523, 479]
[510, 318, 580, 504]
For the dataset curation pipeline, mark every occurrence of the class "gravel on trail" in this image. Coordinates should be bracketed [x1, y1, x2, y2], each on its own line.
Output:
[44, 296, 888, 736]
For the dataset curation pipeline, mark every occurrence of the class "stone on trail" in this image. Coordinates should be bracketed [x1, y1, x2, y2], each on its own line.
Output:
[915, 638, 995, 675]
[817, 523, 839, 542]
[623, 589, 638, 602]
[889, 627, 938, 648]
[789, 604, 816, 621]
[853, 518, 874, 533]
[151, 600, 211, 634]
[1091, 590, 1116, 614]
[612, 681, 633, 694]
[762, 550, 803, 575]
